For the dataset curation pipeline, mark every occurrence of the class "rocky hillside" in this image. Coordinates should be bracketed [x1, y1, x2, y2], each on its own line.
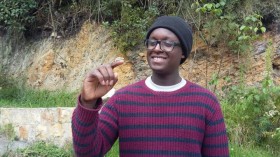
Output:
[0, 21, 280, 93]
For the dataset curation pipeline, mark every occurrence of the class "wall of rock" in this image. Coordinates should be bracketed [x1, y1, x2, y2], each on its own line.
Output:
[0, 107, 74, 147]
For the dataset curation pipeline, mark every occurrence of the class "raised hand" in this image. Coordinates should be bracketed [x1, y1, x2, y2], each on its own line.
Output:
[80, 57, 124, 109]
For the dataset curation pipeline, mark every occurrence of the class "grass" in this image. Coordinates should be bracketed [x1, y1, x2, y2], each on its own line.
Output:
[0, 86, 78, 108]
[0, 75, 78, 108]
[229, 143, 276, 157]
[2, 141, 74, 157]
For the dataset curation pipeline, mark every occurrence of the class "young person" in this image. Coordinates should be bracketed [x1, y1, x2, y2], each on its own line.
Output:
[72, 15, 229, 157]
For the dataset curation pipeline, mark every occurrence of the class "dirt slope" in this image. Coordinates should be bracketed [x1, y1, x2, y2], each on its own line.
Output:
[0, 21, 279, 93]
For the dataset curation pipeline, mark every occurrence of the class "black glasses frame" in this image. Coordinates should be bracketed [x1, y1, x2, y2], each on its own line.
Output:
[144, 39, 181, 52]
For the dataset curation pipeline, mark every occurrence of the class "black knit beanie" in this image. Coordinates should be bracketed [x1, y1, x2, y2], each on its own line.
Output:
[146, 16, 193, 64]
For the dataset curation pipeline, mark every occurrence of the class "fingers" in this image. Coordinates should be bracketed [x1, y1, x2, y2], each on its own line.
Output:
[87, 57, 124, 86]
[98, 64, 115, 85]
[111, 57, 124, 68]
[99, 57, 124, 85]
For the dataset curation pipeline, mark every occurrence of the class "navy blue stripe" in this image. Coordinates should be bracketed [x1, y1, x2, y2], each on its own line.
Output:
[73, 138, 90, 148]
[116, 90, 219, 105]
[121, 149, 201, 156]
[99, 119, 118, 134]
[75, 149, 93, 157]
[75, 142, 101, 157]
[104, 104, 118, 114]
[176, 92, 219, 104]
[99, 120, 118, 145]
[120, 124, 204, 133]
[101, 111, 118, 124]
[73, 136, 100, 149]
[205, 130, 227, 138]
[208, 118, 224, 126]
[75, 113, 94, 127]
[203, 155, 229, 157]
[73, 138, 100, 157]
[203, 143, 228, 148]
[131, 85, 142, 88]
[117, 100, 215, 113]
[72, 122, 96, 137]
[120, 137, 202, 145]
[120, 112, 204, 120]
[115, 91, 154, 96]
[101, 129, 115, 146]
[189, 84, 202, 89]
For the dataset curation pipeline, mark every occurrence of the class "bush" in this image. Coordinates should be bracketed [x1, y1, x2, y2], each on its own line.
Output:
[0, 0, 37, 36]
[190, 0, 266, 54]
[110, 1, 159, 52]
[222, 79, 280, 154]
[3, 141, 74, 157]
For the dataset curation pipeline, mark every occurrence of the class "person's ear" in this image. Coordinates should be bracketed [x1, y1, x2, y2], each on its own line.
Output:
[181, 54, 185, 59]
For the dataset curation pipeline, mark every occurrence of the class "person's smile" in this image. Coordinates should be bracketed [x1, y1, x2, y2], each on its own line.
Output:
[150, 54, 168, 64]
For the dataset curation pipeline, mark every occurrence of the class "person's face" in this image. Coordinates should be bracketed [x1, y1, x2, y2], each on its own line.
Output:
[146, 28, 184, 74]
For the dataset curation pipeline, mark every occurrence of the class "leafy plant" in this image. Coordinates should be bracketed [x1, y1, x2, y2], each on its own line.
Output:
[110, 0, 159, 52]
[220, 40, 280, 154]
[15, 141, 73, 157]
[0, 123, 16, 140]
[228, 13, 266, 54]
[0, 0, 37, 35]
[191, 0, 266, 54]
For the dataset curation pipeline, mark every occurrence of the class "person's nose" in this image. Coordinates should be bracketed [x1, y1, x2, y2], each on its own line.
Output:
[154, 42, 162, 51]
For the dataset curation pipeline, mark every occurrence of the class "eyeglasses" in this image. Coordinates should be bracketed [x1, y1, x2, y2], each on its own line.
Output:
[144, 39, 181, 52]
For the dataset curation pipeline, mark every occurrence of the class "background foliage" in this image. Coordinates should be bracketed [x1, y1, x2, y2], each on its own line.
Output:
[0, 0, 280, 156]
[1, 0, 278, 52]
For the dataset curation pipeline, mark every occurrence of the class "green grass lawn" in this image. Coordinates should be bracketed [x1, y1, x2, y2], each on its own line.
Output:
[0, 87, 78, 108]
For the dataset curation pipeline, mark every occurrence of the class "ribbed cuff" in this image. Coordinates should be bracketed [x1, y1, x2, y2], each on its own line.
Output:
[76, 95, 103, 122]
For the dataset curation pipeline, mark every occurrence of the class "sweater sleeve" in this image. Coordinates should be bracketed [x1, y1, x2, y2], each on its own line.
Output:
[71, 95, 119, 157]
[202, 102, 230, 157]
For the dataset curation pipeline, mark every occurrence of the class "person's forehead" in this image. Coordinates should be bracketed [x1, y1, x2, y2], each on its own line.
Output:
[149, 28, 178, 40]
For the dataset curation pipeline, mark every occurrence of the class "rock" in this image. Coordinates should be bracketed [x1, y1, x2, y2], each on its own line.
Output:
[253, 41, 267, 55]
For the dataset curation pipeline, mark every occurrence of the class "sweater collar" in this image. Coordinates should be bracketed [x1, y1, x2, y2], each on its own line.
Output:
[145, 76, 186, 92]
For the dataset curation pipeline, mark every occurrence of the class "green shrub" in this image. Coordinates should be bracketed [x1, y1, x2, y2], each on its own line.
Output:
[0, 0, 37, 35]
[229, 143, 276, 157]
[191, 0, 266, 54]
[222, 79, 280, 153]
[3, 141, 74, 157]
[221, 41, 279, 153]
[109, 0, 159, 52]
[104, 0, 186, 52]
[0, 123, 16, 140]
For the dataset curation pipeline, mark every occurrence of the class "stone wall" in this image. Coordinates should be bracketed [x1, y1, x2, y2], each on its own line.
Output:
[0, 107, 74, 147]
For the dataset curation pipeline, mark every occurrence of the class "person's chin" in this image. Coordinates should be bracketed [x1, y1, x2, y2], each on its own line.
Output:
[149, 63, 166, 72]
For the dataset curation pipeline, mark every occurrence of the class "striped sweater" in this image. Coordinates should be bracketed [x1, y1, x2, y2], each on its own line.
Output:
[72, 80, 229, 157]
